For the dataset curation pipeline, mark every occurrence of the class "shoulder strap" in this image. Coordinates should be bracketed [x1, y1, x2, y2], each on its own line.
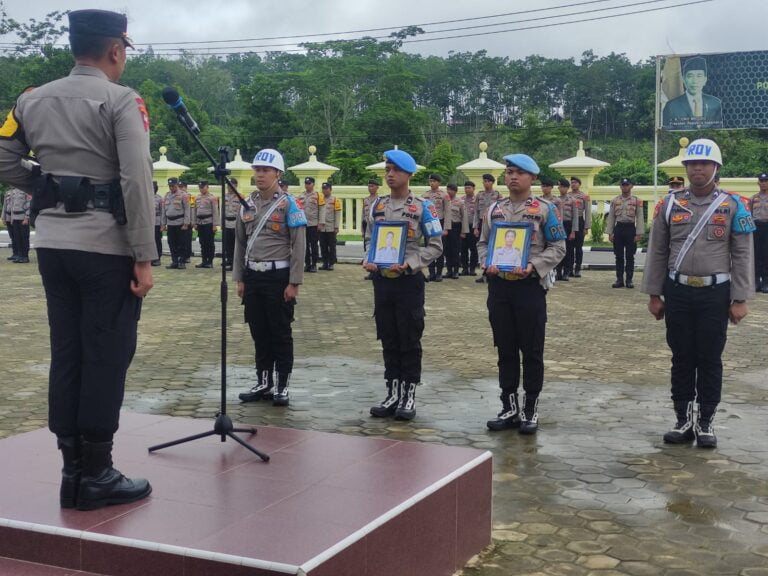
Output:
[672, 192, 724, 271]
[244, 193, 288, 264]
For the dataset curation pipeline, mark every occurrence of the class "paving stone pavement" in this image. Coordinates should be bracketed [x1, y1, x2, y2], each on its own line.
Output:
[2, 250, 768, 576]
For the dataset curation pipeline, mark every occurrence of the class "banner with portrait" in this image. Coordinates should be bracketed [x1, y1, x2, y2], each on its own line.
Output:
[658, 50, 768, 131]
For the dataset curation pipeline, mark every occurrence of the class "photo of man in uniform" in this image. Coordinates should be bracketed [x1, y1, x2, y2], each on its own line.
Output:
[492, 228, 523, 268]
[662, 56, 723, 130]
[376, 230, 400, 264]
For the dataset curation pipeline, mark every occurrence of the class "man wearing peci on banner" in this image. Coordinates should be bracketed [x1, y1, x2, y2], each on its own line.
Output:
[662, 56, 723, 130]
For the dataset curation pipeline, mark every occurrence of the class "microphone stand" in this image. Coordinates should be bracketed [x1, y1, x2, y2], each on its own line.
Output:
[148, 119, 269, 462]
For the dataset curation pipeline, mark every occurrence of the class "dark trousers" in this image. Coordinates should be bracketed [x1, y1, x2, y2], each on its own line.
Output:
[319, 231, 337, 266]
[373, 273, 426, 383]
[184, 226, 193, 260]
[167, 225, 184, 264]
[37, 249, 140, 440]
[487, 276, 547, 398]
[445, 222, 462, 270]
[612, 222, 637, 279]
[754, 221, 768, 284]
[563, 220, 574, 275]
[11, 220, 30, 258]
[428, 219, 446, 276]
[154, 225, 162, 261]
[573, 218, 585, 271]
[663, 277, 730, 406]
[461, 228, 478, 271]
[243, 268, 295, 375]
[224, 225, 236, 266]
[197, 223, 215, 263]
[7, 220, 16, 256]
[305, 226, 319, 267]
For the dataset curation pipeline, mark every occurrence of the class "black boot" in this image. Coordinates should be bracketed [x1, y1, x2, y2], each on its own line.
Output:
[612, 276, 624, 288]
[469, 268, 477, 276]
[572, 267, 581, 278]
[486, 392, 521, 431]
[77, 440, 151, 511]
[460, 267, 469, 276]
[663, 400, 695, 444]
[57, 436, 82, 509]
[273, 373, 290, 406]
[166, 260, 180, 269]
[475, 275, 485, 283]
[238, 369, 274, 402]
[625, 272, 634, 289]
[450, 268, 459, 279]
[370, 379, 400, 418]
[696, 403, 718, 448]
[519, 394, 539, 435]
[394, 381, 417, 420]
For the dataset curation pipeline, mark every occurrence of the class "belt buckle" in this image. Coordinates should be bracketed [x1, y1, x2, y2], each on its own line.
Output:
[499, 272, 521, 281]
[687, 276, 705, 287]
[381, 269, 400, 279]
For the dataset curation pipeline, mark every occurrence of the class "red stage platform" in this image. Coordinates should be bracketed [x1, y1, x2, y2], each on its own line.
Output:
[0, 413, 492, 576]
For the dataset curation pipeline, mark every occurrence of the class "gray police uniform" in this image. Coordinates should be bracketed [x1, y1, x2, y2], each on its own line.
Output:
[1, 191, 13, 258]
[445, 195, 469, 278]
[6, 188, 31, 261]
[162, 189, 190, 267]
[153, 192, 163, 263]
[300, 189, 324, 271]
[605, 194, 644, 285]
[474, 188, 501, 231]
[319, 193, 341, 269]
[224, 191, 239, 268]
[193, 192, 219, 267]
[750, 192, 768, 289]
[423, 187, 451, 280]
[461, 193, 479, 274]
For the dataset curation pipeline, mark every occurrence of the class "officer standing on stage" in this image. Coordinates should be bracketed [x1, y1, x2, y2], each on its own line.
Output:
[362, 178, 379, 280]
[749, 172, 768, 293]
[474, 174, 501, 283]
[606, 178, 644, 288]
[162, 177, 190, 269]
[642, 138, 755, 448]
[318, 182, 341, 270]
[193, 179, 219, 269]
[236, 149, 307, 407]
[461, 180, 478, 276]
[223, 177, 239, 271]
[364, 150, 443, 421]
[0, 9, 154, 510]
[299, 176, 324, 273]
[567, 177, 591, 277]
[152, 181, 163, 266]
[478, 154, 566, 434]
[6, 187, 31, 262]
[423, 173, 451, 282]
[445, 183, 468, 279]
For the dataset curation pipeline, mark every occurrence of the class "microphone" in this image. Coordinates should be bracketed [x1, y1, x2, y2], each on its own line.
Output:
[162, 86, 200, 135]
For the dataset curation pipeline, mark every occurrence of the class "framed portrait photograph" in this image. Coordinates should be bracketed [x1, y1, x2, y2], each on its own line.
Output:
[486, 222, 533, 271]
[368, 221, 408, 268]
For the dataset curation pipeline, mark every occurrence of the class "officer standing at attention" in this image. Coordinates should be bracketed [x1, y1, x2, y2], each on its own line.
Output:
[364, 150, 443, 421]
[299, 176, 324, 273]
[318, 181, 341, 270]
[193, 179, 219, 269]
[642, 138, 755, 448]
[0, 9, 154, 510]
[557, 179, 573, 281]
[478, 154, 566, 434]
[474, 174, 501, 283]
[152, 181, 163, 266]
[2, 189, 15, 260]
[162, 176, 190, 269]
[6, 187, 31, 262]
[179, 179, 193, 263]
[606, 178, 644, 288]
[460, 180, 478, 276]
[223, 177, 239, 271]
[235, 149, 307, 407]
[362, 178, 379, 280]
[567, 177, 591, 278]
[445, 183, 469, 279]
[749, 172, 768, 293]
[423, 174, 451, 282]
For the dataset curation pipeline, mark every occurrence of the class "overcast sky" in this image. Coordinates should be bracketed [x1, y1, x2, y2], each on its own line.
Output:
[4, 0, 765, 62]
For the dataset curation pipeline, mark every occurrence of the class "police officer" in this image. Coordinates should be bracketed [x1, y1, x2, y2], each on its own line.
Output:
[460, 180, 478, 276]
[0, 9, 154, 510]
[362, 178, 379, 280]
[668, 175, 685, 192]
[750, 172, 768, 293]
[445, 183, 469, 279]
[6, 187, 31, 262]
[606, 178, 644, 288]
[2, 190, 14, 260]
[567, 177, 591, 277]
[223, 177, 239, 271]
[152, 181, 163, 266]
[193, 179, 219, 269]
[179, 179, 193, 263]
[278, 178, 289, 193]
[478, 154, 566, 434]
[299, 176, 324, 273]
[556, 178, 572, 281]
[365, 150, 443, 421]
[319, 182, 341, 270]
[236, 149, 307, 406]
[162, 177, 190, 269]
[423, 174, 451, 282]
[642, 138, 755, 448]
[474, 174, 501, 283]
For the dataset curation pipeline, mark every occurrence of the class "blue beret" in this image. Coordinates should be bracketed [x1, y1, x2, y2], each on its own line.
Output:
[384, 149, 417, 174]
[503, 154, 540, 176]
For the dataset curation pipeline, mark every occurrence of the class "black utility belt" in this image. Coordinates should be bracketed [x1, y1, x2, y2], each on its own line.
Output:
[166, 214, 184, 221]
[196, 216, 213, 221]
[31, 175, 126, 225]
[614, 221, 635, 226]
[12, 211, 26, 215]
[225, 216, 237, 221]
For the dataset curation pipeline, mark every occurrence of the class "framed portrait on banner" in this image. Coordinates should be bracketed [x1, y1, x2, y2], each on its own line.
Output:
[485, 222, 533, 271]
[368, 221, 408, 268]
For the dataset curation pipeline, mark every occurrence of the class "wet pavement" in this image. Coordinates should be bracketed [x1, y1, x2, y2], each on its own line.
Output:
[2, 250, 768, 576]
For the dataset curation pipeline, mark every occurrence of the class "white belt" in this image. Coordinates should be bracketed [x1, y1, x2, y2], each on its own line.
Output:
[669, 271, 730, 287]
[247, 260, 290, 272]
